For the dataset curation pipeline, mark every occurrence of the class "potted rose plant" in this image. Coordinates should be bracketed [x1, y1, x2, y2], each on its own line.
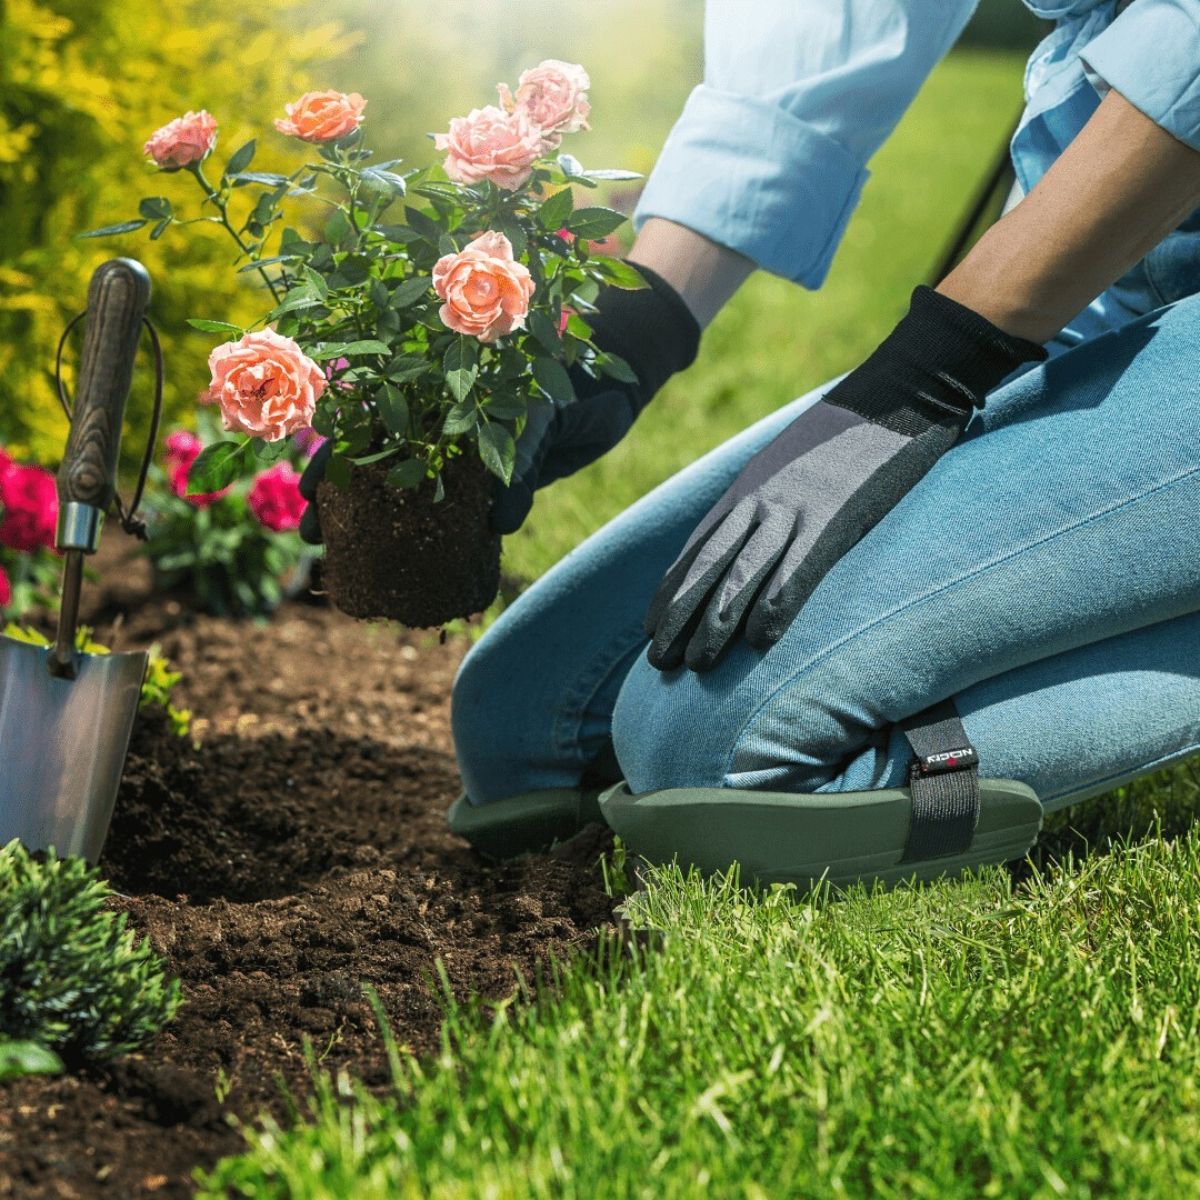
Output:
[81, 62, 643, 626]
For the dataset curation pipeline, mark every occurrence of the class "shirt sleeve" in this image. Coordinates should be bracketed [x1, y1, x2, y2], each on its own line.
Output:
[634, 0, 981, 287]
[1080, 0, 1200, 151]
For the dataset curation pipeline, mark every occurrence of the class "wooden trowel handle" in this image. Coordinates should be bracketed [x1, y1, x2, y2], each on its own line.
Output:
[57, 258, 151, 545]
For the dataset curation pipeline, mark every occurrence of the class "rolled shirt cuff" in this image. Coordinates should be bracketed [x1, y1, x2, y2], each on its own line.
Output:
[633, 85, 869, 288]
[1080, 0, 1200, 151]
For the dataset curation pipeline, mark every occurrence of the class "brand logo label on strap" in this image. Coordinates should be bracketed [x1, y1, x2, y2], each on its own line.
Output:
[920, 746, 978, 774]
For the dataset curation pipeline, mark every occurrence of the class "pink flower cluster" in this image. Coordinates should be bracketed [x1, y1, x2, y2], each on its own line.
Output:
[164, 430, 227, 506]
[0, 448, 57, 554]
[433, 230, 534, 341]
[146, 91, 366, 176]
[162, 429, 306, 533]
[436, 60, 589, 190]
[247, 463, 306, 532]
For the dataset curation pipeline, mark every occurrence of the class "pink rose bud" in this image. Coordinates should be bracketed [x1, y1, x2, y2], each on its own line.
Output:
[274, 90, 367, 143]
[498, 60, 590, 148]
[206, 328, 327, 443]
[0, 462, 58, 553]
[292, 427, 327, 458]
[432, 230, 535, 342]
[143, 110, 218, 171]
[434, 106, 544, 191]
[0, 563, 10, 611]
[247, 463, 307, 532]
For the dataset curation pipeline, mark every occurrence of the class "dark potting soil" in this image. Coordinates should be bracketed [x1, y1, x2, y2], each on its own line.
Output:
[0, 540, 614, 1199]
[317, 453, 501, 628]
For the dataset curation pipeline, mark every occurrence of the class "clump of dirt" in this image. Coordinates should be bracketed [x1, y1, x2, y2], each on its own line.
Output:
[317, 452, 501, 626]
[0, 539, 614, 1200]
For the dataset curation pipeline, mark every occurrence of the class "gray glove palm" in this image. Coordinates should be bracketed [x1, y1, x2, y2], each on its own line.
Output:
[644, 287, 1046, 672]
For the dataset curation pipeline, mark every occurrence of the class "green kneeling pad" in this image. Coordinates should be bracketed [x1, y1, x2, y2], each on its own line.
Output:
[448, 778, 1042, 886]
[599, 778, 1042, 888]
[446, 788, 605, 861]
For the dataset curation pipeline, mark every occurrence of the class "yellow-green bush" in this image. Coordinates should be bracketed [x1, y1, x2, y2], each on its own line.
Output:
[0, 0, 359, 466]
[0, 0, 705, 473]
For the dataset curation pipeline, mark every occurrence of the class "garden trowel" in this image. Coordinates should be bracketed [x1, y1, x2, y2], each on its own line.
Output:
[0, 258, 152, 861]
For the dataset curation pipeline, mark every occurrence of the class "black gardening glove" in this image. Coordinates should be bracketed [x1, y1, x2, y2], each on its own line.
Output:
[298, 439, 332, 545]
[490, 263, 700, 534]
[644, 286, 1047, 672]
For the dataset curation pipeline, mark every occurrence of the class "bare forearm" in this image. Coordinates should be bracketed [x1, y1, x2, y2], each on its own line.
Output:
[939, 89, 1200, 344]
[628, 217, 755, 328]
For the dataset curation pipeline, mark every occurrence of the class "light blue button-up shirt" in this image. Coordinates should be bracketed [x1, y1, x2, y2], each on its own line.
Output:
[634, 0, 1200, 340]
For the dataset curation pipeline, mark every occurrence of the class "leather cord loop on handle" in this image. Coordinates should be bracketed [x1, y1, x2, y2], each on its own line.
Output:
[55, 310, 163, 542]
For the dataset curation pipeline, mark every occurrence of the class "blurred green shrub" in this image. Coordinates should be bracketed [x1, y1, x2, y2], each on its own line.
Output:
[0, 1038, 63, 1082]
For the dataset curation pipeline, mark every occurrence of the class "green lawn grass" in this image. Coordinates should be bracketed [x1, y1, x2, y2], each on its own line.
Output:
[199, 47, 1200, 1198]
[202, 764, 1200, 1199]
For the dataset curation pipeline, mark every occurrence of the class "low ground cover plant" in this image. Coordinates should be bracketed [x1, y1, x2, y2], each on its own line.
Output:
[141, 419, 313, 617]
[0, 443, 60, 620]
[0, 841, 181, 1070]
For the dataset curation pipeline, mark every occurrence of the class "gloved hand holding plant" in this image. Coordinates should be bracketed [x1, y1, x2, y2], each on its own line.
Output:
[83, 63, 650, 627]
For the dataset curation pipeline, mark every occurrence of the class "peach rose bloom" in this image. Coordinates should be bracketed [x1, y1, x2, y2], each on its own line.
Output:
[205, 328, 327, 442]
[143, 110, 218, 170]
[499, 60, 590, 146]
[432, 231, 534, 342]
[434, 106, 543, 191]
[274, 90, 367, 143]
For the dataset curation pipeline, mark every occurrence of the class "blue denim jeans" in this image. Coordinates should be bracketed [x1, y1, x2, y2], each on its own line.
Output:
[453, 295, 1200, 813]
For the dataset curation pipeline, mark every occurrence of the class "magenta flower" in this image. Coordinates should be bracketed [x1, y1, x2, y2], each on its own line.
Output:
[292, 427, 327, 457]
[247, 462, 306, 532]
[163, 429, 227, 506]
[0, 461, 58, 553]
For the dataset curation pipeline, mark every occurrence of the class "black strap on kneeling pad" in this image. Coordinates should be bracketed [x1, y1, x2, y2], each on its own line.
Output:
[899, 698, 980, 862]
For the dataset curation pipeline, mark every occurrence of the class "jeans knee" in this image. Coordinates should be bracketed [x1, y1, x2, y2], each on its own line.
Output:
[451, 633, 517, 799]
[611, 653, 737, 793]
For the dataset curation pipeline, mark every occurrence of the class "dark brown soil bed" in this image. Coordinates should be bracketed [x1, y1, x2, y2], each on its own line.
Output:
[0, 537, 614, 1199]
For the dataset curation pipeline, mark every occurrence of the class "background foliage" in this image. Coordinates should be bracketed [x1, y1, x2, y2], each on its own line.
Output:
[0, 0, 358, 464]
[1, 0, 1032, 577]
